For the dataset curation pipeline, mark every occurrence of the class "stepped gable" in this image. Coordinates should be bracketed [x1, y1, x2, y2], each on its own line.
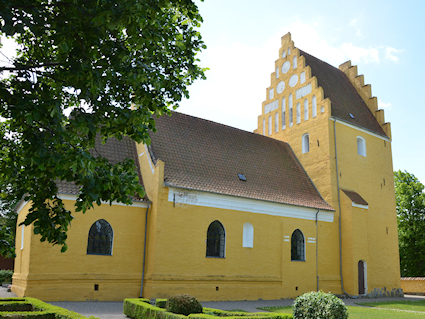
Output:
[300, 50, 387, 137]
[57, 135, 148, 201]
[149, 111, 334, 211]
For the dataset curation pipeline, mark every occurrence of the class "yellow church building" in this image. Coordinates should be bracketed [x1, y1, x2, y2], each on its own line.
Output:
[12, 33, 401, 301]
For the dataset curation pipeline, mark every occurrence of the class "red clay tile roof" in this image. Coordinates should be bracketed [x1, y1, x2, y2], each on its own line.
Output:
[300, 50, 387, 137]
[341, 189, 368, 206]
[149, 112, 334, 211]
[57, 135, 148, 201]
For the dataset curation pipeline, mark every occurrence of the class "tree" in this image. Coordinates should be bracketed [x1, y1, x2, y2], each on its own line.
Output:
[0, 0, 206, 254]
[394, 170, 425, 276]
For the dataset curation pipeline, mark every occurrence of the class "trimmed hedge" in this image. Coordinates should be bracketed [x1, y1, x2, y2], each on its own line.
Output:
[124, 299, 292, 319]
[156, 299, 167, 309]
[0, 297, 99, 319]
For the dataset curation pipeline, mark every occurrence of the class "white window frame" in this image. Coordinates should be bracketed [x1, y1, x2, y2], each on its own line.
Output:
[357, 136, 367, 157]
[242, 223, 254, 248]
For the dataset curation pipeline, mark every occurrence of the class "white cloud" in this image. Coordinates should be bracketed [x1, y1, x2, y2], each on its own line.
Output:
[349, 19, 358, 26]
[379, 101, 392, 109]
[385, 47, 403, 62]
[0, 36, 18, 67]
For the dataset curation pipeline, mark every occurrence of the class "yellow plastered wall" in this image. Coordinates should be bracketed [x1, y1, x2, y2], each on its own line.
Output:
[136, 140, 326, 300]
[334, 121, 400, 294]
[12, 199, 148, 301]
[256, 32, 400, 296]
[400, 278, 425, 294]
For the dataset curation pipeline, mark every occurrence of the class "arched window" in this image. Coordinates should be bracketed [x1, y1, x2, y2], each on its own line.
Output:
[304, 99, 309, 121]
[312, 95, 317, 117]
[262, 118, 265, 135]
[243, 223, 254, 248]
[268, 115, 272, 135]
[282, 97, 286, 130]
[206, 220, 225, 258]
[289, 94, 293, 127]
[87, 219, 113, 255]
[357, 136, 366, 157]
[296, 103, 301, 124]
[275, 113, 279, 133]
[291, 229, 305, 261]
[302, 134, 310, 154]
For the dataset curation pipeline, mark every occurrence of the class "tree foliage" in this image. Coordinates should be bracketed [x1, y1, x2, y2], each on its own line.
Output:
[394, 170, 425, 276]
[0, 0, 206, 254]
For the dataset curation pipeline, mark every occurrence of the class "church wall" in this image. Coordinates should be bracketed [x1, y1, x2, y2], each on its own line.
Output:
[334, 120, 400, 295]
[12, 199, 148, 301]
[142, 184, 327, 301]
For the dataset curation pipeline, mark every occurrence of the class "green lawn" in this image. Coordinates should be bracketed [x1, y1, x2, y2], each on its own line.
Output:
[356, 300, 425, 312]
[259, 302, 425, 319]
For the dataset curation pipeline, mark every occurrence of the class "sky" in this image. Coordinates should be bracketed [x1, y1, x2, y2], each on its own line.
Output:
[1, 0, 425, 185]
[176, 0, 425, 185]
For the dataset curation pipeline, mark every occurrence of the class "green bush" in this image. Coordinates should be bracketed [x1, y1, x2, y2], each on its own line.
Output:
[0, 270, 13, 283]
[166, 294, 203, 316]
[124, 299, 292, 319]
[292, 291, 348, 319]
[0, 297, 99, 318]
[156, 299, 167, 309]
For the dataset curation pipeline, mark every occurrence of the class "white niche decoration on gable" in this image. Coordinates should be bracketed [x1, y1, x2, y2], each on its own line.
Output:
[269, 88, 274, 100]
[276, 81, 285, 94]
[282, 61, 291, 74]
[289, 74, 298, 87]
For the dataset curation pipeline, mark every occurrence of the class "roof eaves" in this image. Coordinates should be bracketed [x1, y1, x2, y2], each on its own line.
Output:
[164, 183, 335, 212]
[330, 116, 390, 141]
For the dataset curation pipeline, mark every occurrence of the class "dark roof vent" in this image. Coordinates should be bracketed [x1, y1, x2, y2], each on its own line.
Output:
[238, 174, 246, 181]
[349, 113, 355, 119]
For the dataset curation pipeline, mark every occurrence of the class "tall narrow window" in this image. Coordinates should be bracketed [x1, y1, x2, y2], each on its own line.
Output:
[276, 67, 279, 79]
[282, 97, 286, 130]
[296, 103, 301, 124]
[291, 229, 305, 261]
[275, 113, 279, 133]
[357, 136, 366, 156]
[268, 115, 272, 135]
[87, 219, 113, 255]
[242, 223, 254, 248]
[293, 56, 297, 69]
[312, 95, 317, 118]
[302, 134, 310, 153]
[206, 221, 225, 258]
[304, 99, 309, 121]
[262, 119, 265, 135]
[289, 94, 293, 127]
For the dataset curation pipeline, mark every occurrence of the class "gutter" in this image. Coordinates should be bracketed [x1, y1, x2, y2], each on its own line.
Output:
[139, 202, 150, 298]
[316, 209, 319, 292]
[333, 119, 349, 296]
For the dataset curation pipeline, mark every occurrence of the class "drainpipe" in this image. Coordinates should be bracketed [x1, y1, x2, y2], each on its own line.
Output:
[333, 119, 348, 296]
[316, 209, 319, 292]
[140, 203, 150, 298]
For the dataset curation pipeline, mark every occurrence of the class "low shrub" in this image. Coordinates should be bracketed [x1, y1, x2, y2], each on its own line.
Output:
[292, 291, 347, 319]
[166, 294, 203, 316]
[124, 299, 293, 319]
[0, 297, 99, 318]
[156, 299, 167, 309]
[0, 270, 13, 283]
